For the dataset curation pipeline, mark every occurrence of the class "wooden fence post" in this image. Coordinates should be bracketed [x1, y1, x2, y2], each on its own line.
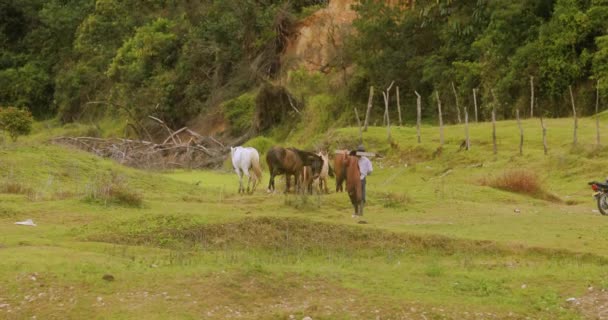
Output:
[383, 91, 391, 140]
[436, 91, 444, 146]
[473, 88, 479, 123]
[597, 79, 601, 146]
[516, 109, 523, 156]
[491, 89, 498, 155]
[451, 82, 462, 124]
[363, 86, 374, 132]
[415, 91, 422, 144]
[464, 107, 470, 150]
[569, 85, 578, 147]
[383, 81, 394, 126]
[540, 114, 548, 155]
[538, 98, 548, 155]
[492, 108, 497, 155]
[354, 107, 363, 143]
[396, 86, 402, 126]
[530, 76, 534, 118]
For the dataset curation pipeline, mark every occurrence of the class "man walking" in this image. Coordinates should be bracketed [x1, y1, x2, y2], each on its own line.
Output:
[356, 144, 373, 215]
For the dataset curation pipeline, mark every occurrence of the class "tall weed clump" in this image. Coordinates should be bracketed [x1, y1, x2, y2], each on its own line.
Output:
[480, 169, 560, 202]
[84, 171, 143, 207]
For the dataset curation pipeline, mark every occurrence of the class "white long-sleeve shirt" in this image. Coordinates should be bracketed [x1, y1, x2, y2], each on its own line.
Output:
[358, 156, 373, 180]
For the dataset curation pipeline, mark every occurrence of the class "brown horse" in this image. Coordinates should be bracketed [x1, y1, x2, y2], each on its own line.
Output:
[334, 151, 348, 192]
[266, 146, 324, 193]
[344, 152, 363, 216]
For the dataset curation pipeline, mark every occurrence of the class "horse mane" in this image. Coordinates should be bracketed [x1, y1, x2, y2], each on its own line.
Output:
[289, 148, 321, 165]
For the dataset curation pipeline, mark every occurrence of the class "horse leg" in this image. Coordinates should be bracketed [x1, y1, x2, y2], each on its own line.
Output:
[243, 168, 251, 194]
[251, 173, 258, 193]
[268, 169, 275, 193]
[235, 168, 243, 194]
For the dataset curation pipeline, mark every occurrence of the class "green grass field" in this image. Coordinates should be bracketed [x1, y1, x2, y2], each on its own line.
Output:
[2, 117, 608, 319]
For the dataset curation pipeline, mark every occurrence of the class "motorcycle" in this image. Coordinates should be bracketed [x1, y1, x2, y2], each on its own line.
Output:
[588, 180, 608, 215]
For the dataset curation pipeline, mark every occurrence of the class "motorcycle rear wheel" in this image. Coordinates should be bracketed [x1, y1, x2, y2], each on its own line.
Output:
[597, 193, 608, 215]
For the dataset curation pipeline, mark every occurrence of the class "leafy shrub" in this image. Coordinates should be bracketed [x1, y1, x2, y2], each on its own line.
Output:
[243, 136, 277, 156]
[0, 107, 33, 141]
[297, 94, 335, 139]
[223, 92, 256, 135]
[288, 68, 330, 100]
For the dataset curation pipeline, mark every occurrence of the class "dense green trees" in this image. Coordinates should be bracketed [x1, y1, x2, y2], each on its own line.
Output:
[3, 0, 608, 131]
[350, 0, 608, 120]
[0, 0, 308, 127]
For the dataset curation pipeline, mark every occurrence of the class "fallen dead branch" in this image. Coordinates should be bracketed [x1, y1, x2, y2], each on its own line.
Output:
[52, 126, 231, 170]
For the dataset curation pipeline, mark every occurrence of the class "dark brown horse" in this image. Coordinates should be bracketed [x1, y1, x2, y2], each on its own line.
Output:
[344, 152, 363, 215]
[334, 151, 348, 192]
[266, 146, 323, 193]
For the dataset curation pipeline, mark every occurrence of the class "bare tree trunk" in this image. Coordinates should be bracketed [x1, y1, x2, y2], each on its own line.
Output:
[354, 107, 363, 143]
[396, 86, 402, 126]
[451, 82, 462, 124]
[436, 91, 444, 146]
[569, 85, 578, 147]
[473, 88, 478, 123]
[597, 79, 601, 146]
[516, 109, 523, 156]
[530, 76, 534, 118]
[383, 91, 391, 140]
[464, 107, 470, 150]
[363, 86, 374, 132]
[415, 91, 422, 144]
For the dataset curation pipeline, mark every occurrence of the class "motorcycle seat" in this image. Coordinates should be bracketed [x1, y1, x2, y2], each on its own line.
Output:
[589, 181, 608, 189]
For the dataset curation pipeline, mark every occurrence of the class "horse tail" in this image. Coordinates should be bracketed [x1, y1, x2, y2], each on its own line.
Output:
[251, 153, 263, 182]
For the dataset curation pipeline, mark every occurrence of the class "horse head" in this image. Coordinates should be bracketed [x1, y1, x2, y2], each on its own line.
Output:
[309, 154, 324, 179]
[293, 150, 323, 179]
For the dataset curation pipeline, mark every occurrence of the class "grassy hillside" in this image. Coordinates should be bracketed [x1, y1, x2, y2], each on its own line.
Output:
[2, 117, 608, 319]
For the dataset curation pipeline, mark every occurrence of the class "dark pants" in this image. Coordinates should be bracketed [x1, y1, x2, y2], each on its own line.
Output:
[361, 177, 366, 204]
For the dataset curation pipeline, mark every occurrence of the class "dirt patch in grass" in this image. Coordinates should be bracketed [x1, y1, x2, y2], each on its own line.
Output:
[568, 288, 608, 320]
[479, 170, 561, 202]
[0, 269, 516, 319]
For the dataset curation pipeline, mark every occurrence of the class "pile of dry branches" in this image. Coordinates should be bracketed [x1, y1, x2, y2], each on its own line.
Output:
[52, 116, 244, 170]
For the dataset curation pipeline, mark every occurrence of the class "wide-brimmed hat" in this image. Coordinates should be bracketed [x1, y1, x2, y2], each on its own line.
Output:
[357, 145, 365, 152]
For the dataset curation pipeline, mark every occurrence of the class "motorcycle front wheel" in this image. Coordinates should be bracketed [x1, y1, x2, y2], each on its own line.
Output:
[598, 193, 608, 215]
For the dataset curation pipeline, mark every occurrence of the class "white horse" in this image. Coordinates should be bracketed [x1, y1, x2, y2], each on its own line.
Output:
[312, 151, 330, 194]
[231, 146, 263, 194]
